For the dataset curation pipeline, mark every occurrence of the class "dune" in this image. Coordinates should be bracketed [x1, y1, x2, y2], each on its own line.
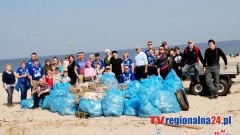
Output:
[0, 57, 240, 135]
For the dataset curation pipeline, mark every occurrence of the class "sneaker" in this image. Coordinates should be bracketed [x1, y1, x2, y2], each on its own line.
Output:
[7, 104, 14, 107]
[214, 95, 218, 99]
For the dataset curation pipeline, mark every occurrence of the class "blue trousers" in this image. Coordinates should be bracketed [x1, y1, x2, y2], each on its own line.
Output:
[6, 86, 14, 105]
[19, 83, 29, 101]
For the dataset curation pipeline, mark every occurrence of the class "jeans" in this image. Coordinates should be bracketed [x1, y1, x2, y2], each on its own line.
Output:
[182, 63, 199, 80]
[205, 65, 220, 96]
[6, 86, 14, 105]
[19, 83, 28, 101]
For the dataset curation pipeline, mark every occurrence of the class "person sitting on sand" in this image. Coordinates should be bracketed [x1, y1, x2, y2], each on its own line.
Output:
[119, 65, 135, 83]
[104, 66, 115, 76]
[32, 78, 50, 108]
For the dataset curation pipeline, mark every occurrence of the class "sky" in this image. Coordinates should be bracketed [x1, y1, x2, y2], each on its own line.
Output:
[0, 0, 240, 60]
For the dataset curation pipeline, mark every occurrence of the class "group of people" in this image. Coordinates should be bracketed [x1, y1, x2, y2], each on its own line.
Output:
[2, 39, 228, 107]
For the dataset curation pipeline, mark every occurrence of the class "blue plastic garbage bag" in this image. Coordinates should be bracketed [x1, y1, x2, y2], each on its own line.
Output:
[137, 98, 161, 118]
[58, 93, 76, 115]
[124, 96, 139, 116]
[79, 98, 103, 117]
[51, 83, 71, 97]
[123, 81, 140, 116]
[149, 90, 181, 113]
[53, 83, 71, 90]
[102, 89, 124, 116]
[163, 70, 183, 92]
[50, 97, 62, 113]
[42, 95, 51, 109]
[21, 98, 34, 109]
[124, 80, 141, 97]
[99, 74, 119, 90]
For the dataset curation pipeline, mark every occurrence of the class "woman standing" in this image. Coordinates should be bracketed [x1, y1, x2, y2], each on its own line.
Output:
[15, 60, 31, 101]
[43, 59, 51, 76]
[122, 52, 134, 73]
[52, 56, 59, 69]
[155, 47, 170, 79]
[67, 55, 77, 85]
[2, 64, 16, 107]
[104, 49, 112, 67]
[110, 51, 122, 82]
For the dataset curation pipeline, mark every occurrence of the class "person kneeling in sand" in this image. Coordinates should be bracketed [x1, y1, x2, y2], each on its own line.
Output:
[32, 78, 50, 108]
[103, 66, 115, 76]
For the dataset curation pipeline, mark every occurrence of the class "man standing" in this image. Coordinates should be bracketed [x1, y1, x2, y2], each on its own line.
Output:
[92, 53, 105, 78]
[74, 52, 86, 84]
[27, 52, 42, 71]
[161, 41, 169, 56]
[182, 40, 204, 83]
[203, 39, 228, 99]
[135, 46, 148, 81]
[173, 47, 184, 79]
[145, 41, 154, 63]
[29, 59, 44, 90]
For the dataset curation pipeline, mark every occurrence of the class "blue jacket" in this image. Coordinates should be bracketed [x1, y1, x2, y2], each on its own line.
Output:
[15, 67, 30, 91]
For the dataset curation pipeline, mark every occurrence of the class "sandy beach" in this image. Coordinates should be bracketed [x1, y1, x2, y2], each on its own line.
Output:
[0, 57, 240, 135]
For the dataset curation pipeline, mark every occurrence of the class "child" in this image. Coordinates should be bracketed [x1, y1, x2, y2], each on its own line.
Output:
[84, 61, 96, 82]
[95, 63, 103, 80]
[62, 70, 71, 83]
[58, 60, 64, 74]
[45, 70, 53, 89]
[53, 67, 62, 84]
[104, 66, 115, 76]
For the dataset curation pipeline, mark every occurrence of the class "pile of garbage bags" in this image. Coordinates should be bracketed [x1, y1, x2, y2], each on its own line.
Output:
[21, 70, 187, 118]
[21, 83, 76, 116]
[79, 70, 184, 118]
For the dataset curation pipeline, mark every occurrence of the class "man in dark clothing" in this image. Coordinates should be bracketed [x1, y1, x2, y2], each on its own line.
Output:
[172, 47, 184, 79]
[182, 40, 204, 82]
[203, 39, 228, 99]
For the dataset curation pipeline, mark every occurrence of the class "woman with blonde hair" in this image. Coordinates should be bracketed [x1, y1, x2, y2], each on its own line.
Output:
[2, 64, 16, 107]
[122, 52, 134, 73]
[15, 60, 31, 101]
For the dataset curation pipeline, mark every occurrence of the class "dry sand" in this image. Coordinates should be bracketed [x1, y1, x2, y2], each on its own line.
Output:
[0, 57, 240, 135]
